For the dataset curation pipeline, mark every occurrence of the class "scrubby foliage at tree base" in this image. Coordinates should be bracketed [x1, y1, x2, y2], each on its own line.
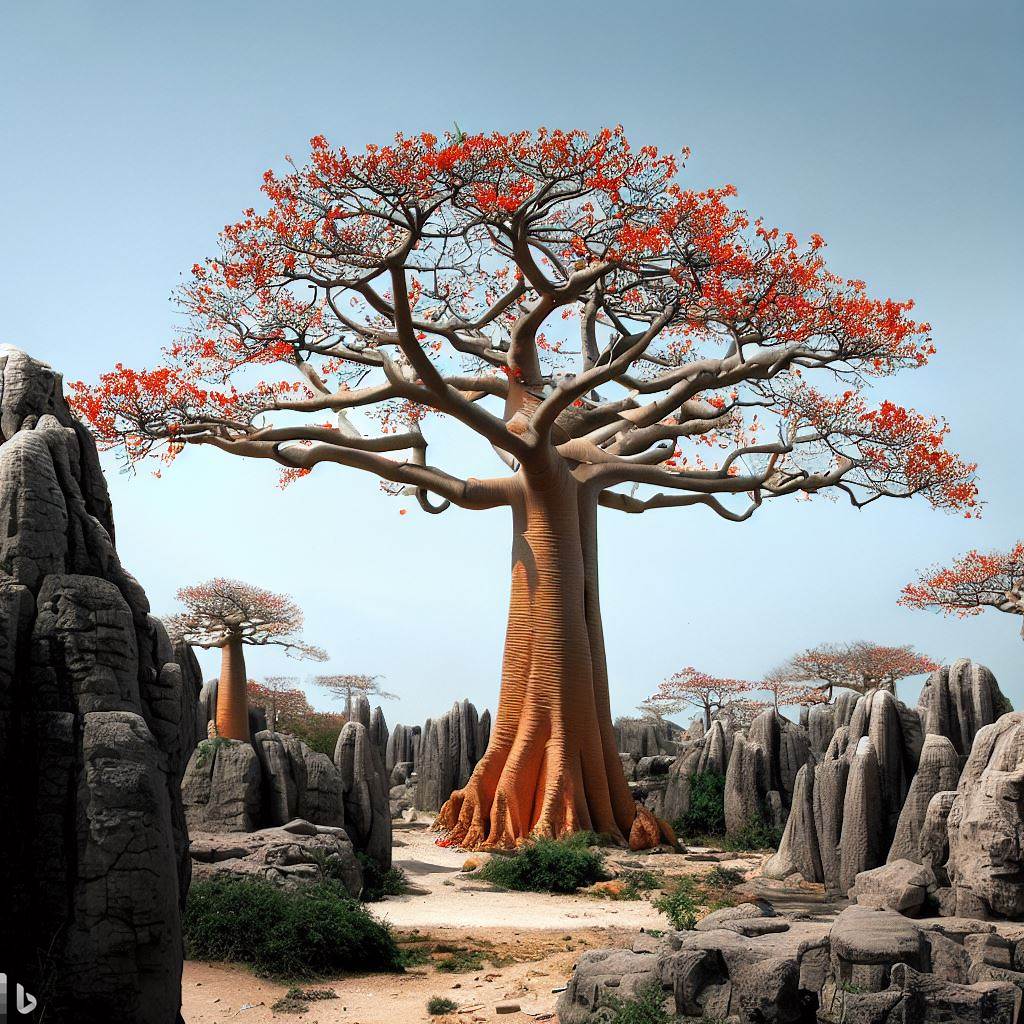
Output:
[475, 833, 608, 893]
[183, 878, 403, 977]
[356, 853, 410, 902]
[427, 996, 460, 1016]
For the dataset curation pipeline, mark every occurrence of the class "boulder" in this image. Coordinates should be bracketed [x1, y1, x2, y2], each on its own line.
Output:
[919, 789, 957, 884]
[763, 763, 823, 883]
[0, 348, 199, 1023]
[946, 712, 1024, 918]
[850, 859, 936, 914]
[190, 820, 362, 896]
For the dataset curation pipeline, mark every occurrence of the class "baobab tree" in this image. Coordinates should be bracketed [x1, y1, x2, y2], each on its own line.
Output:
[73, 127, 976, 849]
[248, 676, 314, 733]
[646, 668, 756, 732]
[760, 665, 830, 710]
[901, 542, 1024, 638]
[166, 579, 327, 740]
[784, 640, 939, 698]
[316, 673, 396, 717]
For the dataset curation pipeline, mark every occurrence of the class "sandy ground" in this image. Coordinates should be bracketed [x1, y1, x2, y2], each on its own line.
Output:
[181, 820, 769, 1024]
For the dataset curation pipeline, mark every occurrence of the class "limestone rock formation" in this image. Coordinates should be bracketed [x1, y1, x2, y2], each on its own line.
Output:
[182, 737, 262, 832]
[850, 859, 937, 914]
[918, 660, 1013, 756]
[0, 347, 200, 1023]
[887, 733, 961, 864]
[946, 712, 1024, 918]
[613, 715, 682, 759]
[919, 789, 957, 884]
[558, 903, 1024, 1024]
[190, 818, 362, 895]
[748, 708, 810, 810]
[723, 733, 767, 836]
[386, 721, 421, 773]
[415, 698, 488, 812]
[334, 720, 392, 868]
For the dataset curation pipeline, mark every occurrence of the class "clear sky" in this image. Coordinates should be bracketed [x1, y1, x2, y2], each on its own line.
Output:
[2, 1, 1021, 726]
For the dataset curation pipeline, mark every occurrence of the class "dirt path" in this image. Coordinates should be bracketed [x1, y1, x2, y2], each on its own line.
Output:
[181, 821, 770, 1023]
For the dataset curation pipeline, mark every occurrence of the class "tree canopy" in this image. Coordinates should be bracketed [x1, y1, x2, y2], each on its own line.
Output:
[71, 126, 976, 524]
[902, 543, 1024, 634]
[781, 640, 939, 695]
[166, 577, 327, 659]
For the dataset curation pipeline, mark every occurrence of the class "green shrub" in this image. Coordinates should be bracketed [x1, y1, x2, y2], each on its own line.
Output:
[652, 867, 744, 930]
[427, 996, 459, 1015]
[720, 817, 783, 852]
[600, 981, 671, 1024]
[475, 833, 606, 893]
[435, 947, 485, 972]
[652, 879, 699, 930]
[673, 770, 726, 838]
[184, 878, 402, 978]
[356, 853, 409, 902]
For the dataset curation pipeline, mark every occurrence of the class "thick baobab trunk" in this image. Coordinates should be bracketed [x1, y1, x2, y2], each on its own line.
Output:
[436, 461, 658, 850]
[215, 634, 250, 741]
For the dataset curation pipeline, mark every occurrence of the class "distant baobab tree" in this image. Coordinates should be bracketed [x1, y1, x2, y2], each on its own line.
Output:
[782, 640, 939, 698]
[316, 673, 396, 717]
[166, 579, 326, 739]
[75, 126, 976, 848]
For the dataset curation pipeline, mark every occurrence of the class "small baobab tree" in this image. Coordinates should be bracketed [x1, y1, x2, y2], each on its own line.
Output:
[166, 579, 327, 740]
[247, 676, 314, 733]
[647, 667, 755, 732]
[73, 127, 976, 848]
[901, 542, 1024, 638]
[784, 640, 939, 699]
[760, 665, 830, 710]
[316, 673, 396, 717]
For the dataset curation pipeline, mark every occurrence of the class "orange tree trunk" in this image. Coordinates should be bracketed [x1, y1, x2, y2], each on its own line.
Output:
[215, 634, 250, 741]
[436, 460, 658, 850]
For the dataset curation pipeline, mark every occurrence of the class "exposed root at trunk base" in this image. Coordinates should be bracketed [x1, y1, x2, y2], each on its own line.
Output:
[434, 789, 673, 853]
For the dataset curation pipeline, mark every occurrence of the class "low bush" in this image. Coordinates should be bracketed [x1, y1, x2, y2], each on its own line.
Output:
[184, 878, 402, 978]
[719, 818, 783, 852]
[600, 980, 671, 1024]
[427, 996, 459, 1015]
[356, 853, 410, 902]
[652, 867, 744, 930]
[475, 833, 606, 893]
[672, 770, 726, 839]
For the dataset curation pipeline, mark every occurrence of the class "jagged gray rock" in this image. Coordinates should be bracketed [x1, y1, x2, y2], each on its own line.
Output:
[748, 709, 810, 809]
[0, 347, 199, 1023]
[334, 720, 391, 868]
[385, 721, 421, 773]
[919, 789, 957, 884]
[850, 859, 936, 914]
[190, 819, 362, 895]
[763, 762, 823, 883]
[946, 712, 1024, 918]
[182, 737, 262, 833]
[415, 698, 486, 812]
[918, 660, 1013, 756]
[887, 733, 961, 864]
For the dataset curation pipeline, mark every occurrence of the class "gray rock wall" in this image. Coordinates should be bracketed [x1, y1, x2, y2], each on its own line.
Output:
[0, 348, 199, 1023]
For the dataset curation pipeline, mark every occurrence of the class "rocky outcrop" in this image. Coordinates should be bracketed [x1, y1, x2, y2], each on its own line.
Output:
[385, 721, 421, 773]
[335, 720, 391, 869]
[748, 709, 810, 811]
[838, 736, 885, 892]
[190, 818, 362, 895]
[723, 733, 767, 836]
[946, 712, 1024, 919]
[614, 715, 683, 759]
[918, 660, 1012, 756]
[559, 904, 1024, 1024]
[182, 737, 262, 832]
[415, 699, 488, 812]
[887, 733, 961, 864]
[850, 859, 937, 914]
[0, 348, 200, 1023]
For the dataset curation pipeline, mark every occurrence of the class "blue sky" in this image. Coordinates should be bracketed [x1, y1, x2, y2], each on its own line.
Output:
[2, 1, 1021, 726]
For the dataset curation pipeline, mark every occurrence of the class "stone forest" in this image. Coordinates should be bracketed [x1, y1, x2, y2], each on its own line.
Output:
[0, 12, 1021, 1020]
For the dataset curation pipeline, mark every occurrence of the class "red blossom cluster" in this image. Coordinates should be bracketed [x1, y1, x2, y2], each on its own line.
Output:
[783, 641, 940, 697]
[901, 542, 1024, 624]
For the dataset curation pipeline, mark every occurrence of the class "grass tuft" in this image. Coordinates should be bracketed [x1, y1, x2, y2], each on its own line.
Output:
[475, 833, 606, 893]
